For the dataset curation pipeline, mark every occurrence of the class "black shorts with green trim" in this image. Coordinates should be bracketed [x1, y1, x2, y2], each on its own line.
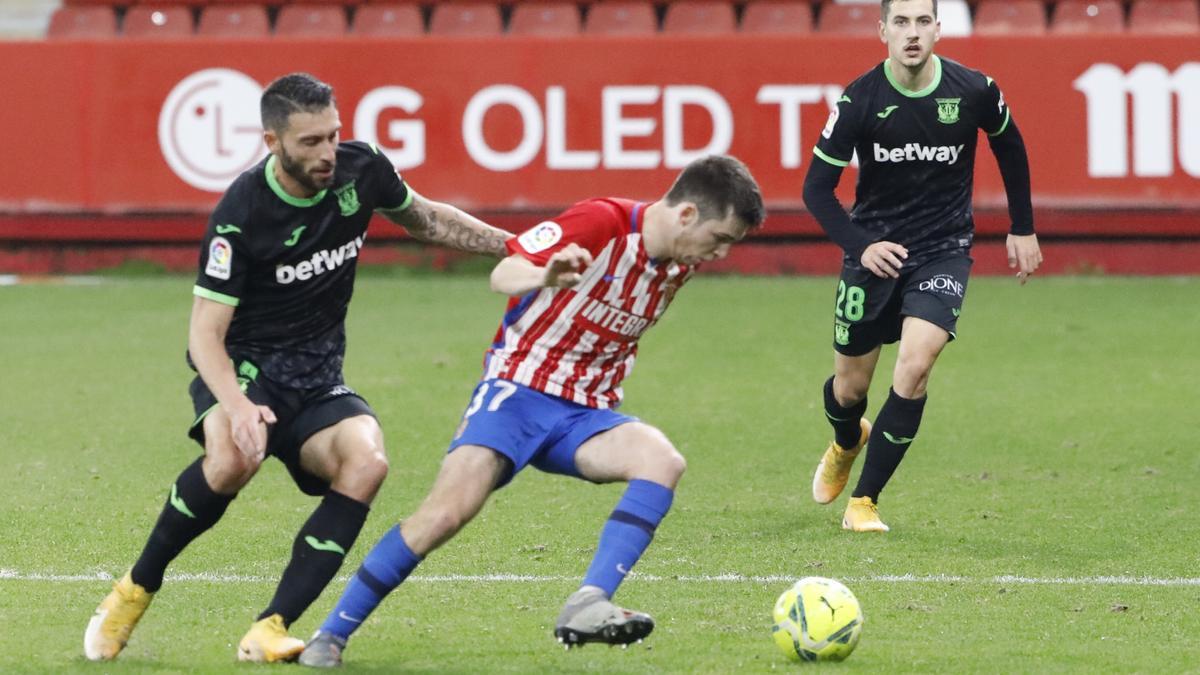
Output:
[187, 359, 376, 496]
[831, 253, 972, 356]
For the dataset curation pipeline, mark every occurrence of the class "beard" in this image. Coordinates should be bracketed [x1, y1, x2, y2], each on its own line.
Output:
[279, 147, 335, 194]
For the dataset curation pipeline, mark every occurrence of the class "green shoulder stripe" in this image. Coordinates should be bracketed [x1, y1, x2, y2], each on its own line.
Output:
[193, 285, 239, 307]
[813, 147, 850, 168]
[397, 188, 414, 210]
[379, 187, 416, 213]
[988, 108, 1011, 137]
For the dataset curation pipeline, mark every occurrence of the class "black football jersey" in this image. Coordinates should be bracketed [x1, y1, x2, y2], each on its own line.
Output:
[192, 141, 410, 389]
[814, 56, 1011, 267]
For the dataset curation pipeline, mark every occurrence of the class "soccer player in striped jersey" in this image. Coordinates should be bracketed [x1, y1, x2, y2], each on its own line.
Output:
[804, 0, 1043, 532]
[299, 156, 764, 667]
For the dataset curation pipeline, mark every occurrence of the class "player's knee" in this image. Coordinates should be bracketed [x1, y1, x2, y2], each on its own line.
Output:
[336, 446, 388, 493]
[334, 419, 389, 485]
[367, 448, 390, 480]
[893, 367, 932, 398]
[834, 378, 869, 405]
[345, 431, 388, 475]
[356, 451, 389, 493]
[203, 446, 259, 491]
[894, 354, 935, 390]
[638, 437, 686, 487]
[657, 448, 687, 485]
[420, 507, 469, 541]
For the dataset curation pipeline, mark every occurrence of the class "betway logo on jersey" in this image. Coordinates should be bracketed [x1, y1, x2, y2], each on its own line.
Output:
[276, 236, 364, 284]
[579, 297, 650, 341]
[873, 143, 965, 165]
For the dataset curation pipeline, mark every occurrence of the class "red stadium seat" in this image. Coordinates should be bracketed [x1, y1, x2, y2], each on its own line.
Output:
[817, 2, 879, 35]
[973, 0, 1046, 35]
[1129, 0, 1200, 34]
[663, 1, 737, 34]
[741, 1, 813, 35]
[428, 2, 502, 36]
[123, 5, 194, 39]
[47, 6, 117, 39]
[197, 4, 269, 37]
[276, 5, 348, 37]
[509, 2, 580, 35]
[352, 4, 424, 36]
[584, 1, 657, 35]
[1051, 0, 1125, 34]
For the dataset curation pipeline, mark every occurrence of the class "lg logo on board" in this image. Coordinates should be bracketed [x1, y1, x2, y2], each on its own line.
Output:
[159, 69, 266, 192]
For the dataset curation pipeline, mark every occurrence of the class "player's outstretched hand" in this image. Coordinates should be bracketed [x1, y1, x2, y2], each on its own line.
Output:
[227, 399, 277, 461]
[1006, 233, 1042, 285]
[544, 243, 593, 288]
[860, 241, 908, 279]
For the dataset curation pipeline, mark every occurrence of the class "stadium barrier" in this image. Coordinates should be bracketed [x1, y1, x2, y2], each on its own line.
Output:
[1, 36, 1197, 273]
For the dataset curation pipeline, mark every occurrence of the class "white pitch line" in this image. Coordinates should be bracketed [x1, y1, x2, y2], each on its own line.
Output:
[2, 568, 1199, 587]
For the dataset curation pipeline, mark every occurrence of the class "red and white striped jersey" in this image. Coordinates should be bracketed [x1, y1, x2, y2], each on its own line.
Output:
[483, 198, 694, 409]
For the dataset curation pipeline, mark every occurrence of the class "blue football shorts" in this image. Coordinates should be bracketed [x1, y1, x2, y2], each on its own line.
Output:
[448, 379, 637, 487]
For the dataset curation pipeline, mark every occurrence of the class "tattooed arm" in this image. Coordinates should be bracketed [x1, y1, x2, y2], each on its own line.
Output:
[378, 193, 512, 257]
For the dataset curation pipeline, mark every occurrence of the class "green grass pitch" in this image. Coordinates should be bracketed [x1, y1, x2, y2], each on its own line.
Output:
[1, 273, 1197, 673]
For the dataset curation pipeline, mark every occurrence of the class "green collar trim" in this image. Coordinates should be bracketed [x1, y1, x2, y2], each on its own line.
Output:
[884, 55, 942, 98]
[265, 155, 327, 208]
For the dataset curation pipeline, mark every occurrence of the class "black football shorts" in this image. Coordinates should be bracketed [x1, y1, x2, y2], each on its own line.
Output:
[187, 359, 376, 496]
[831, 253, 972, 356]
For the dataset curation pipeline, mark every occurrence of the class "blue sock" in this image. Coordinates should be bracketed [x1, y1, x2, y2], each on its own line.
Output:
[581, 479, 674, 598]
[320, 525, 422, 640]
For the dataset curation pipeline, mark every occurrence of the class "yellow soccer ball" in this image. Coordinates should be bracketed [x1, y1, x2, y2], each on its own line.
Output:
[771, 576, 863, 662]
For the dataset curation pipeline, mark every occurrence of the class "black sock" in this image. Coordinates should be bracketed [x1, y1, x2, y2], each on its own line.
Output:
[852, 388, 927, 502]
[259, 490, 370, 626]
[130, 457, 235, 593]
[824, 376, 868, 450]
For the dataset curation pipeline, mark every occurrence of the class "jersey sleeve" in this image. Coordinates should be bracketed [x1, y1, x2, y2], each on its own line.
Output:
[193, 193, 253, 307]
[365, 143, 412, 210]
[977, 75, 1012, 137]
[505, 200, 623, 265]
[813, 87, 863, 168]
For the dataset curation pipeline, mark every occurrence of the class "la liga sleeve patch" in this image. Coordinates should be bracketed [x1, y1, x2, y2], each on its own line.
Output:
[206, 236, 233, 280]
[822, 106, 840, 140]
[517, 221, 563, 254]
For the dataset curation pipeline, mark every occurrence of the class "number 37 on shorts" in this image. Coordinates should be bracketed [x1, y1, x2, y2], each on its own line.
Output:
[453, 380, 519, 440]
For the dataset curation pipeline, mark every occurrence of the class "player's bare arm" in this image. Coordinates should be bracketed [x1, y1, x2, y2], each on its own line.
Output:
[1006, 233, 1042, 284]
[187, 296, 276, 458]
[378, 193, 512, 257]
[490, 243, 594, 296]
[860, 241, 909, 279]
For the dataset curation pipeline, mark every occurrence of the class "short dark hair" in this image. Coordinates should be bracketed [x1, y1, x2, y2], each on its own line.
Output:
[261, 73, 335, 134]
[664, 155, 766, 230]
[881, 0, 937, 20]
